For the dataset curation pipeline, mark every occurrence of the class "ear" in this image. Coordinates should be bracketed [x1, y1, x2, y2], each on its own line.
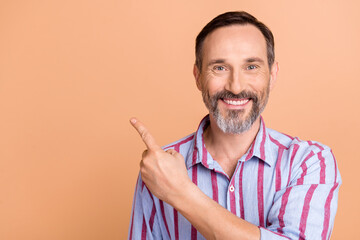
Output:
[193, 64, 202, 91]
[269, 61, 279, 91]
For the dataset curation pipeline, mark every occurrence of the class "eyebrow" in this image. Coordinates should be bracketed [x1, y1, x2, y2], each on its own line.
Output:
[245, 57, 265, 64]
[207, 57, 265, 67]
[207, 59, 226, 67]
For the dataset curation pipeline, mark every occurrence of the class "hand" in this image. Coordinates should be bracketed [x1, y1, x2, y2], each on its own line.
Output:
[130, 118, 191, 204]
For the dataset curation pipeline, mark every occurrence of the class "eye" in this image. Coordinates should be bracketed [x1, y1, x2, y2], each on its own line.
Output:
[213, 65, 226, 71]
[247, 65, 257, 70]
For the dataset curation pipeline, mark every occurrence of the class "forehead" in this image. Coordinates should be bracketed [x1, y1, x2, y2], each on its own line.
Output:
[202, 24, 267, 63]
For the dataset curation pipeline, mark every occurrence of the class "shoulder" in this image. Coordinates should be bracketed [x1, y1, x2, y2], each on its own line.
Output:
[267, 128, 341, 184]
[267, 127, 331, 155]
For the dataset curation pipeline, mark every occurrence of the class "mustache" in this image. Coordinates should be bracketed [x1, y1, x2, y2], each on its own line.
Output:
[212, 90, 259, 103]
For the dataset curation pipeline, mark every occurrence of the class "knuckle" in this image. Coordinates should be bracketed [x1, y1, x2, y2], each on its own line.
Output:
[153, 150, 163, 158]
[140, 130, 149, 141]
[166, 149, 177, 156]
[141, 151, 154, 165]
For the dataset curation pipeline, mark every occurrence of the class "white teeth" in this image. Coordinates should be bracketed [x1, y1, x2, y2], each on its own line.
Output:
[224, 99, 249, 106]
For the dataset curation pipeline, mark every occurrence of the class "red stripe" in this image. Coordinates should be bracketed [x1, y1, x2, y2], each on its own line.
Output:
[174, 209, 179, 240]
[307, 141, 325, 151]
[277, 187, 293, 233]
[269, 135, 287, 149]
[178, 134, 195, 145]
[202, 141, 209, 168]
[317, 151, 326, 184]
[186, 116, 207, 164]
[129, 175, 140, 240]
[287, 144, 299, 185]
[245, 142, 255, 161]
[192, 163, 198, 185]
[229, 160, 244, 216]
[164, 135, 195, 150]
[281, 132, 294, 140]
[141, 182, 145, 191]
[275, 148, 284, 191]
[315, 143, 325, 150]
[239, 163, 245, 219]
[191, 164, 198, 239]
[211, 170, 219, 203]
[230, 181, 236, 215]
[321, 183, 339, 240]
[330, 150, 337, 182]
[160, 200, 171, 238]
[192, 146, 198, 165]
[141, 215, 147, 240]
[299, 184, 318, 240]
[173, 143, 181, 240]
[298, 164, 307, 185]
[276, 144, 299, 234]
[149, 202, 156, 232]
[297, 151, 315, 185]
[191, 226, 197, 240]
[260, 122, 266, 160]
[257, 161, 265, 227]
[321, 149, 339, 239]
[174, 144, 180, 152]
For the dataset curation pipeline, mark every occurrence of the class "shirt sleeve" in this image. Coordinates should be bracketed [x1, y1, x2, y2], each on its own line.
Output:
[260, 146, 341, 240]
[128, 174, 162, 240]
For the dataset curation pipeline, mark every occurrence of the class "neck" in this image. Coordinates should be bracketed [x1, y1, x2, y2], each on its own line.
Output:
[203, 114, 261, 176]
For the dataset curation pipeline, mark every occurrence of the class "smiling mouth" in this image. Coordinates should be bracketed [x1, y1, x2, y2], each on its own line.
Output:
[222, 98, 250, 106]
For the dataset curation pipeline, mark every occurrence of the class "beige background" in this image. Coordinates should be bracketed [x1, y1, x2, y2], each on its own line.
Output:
[0, 0, 358, 239]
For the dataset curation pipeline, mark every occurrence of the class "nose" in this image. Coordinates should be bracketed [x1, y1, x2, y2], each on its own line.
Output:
[226, 69, 245, 95]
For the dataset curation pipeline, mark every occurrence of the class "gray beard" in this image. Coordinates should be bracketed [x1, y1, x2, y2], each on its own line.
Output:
[213, 108, 257, 134]
[202, 88, 269, 134]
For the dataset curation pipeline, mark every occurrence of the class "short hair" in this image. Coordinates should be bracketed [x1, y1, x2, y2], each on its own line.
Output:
[195, 11, 275, 71]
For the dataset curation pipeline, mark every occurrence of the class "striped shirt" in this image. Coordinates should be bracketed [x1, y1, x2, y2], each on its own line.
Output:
[128, 115, 341, 239]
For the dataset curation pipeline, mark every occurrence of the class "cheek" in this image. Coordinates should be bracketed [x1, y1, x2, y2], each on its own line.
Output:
[258, 84, 270, 102]
[204, 76, 228, 94]
[249, 72, 271, 91]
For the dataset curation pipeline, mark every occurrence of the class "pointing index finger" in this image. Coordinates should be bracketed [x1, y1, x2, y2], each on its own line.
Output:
[130, 118, 161, 151]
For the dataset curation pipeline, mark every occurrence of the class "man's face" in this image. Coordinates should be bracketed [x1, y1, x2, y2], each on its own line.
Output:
[194, 24, 277, 134]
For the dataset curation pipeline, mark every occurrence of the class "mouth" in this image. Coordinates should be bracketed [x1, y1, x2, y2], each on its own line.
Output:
[222, 98, 250, 106]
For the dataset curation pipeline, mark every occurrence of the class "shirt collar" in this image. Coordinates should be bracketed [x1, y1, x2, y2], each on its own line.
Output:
[185, 115, 276, 169]
[247, 116, 276, 167]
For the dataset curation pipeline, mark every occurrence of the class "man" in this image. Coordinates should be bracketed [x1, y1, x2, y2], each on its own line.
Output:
[128, 11, 341, 239]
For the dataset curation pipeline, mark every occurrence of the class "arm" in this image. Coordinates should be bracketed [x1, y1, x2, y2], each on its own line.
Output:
[170, 179, 260, 240]
[262, 146, 341, 239]
[170, 146, 341, 240]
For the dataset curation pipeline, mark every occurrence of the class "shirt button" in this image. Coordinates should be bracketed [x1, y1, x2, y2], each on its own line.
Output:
[229, 185, 235, 192]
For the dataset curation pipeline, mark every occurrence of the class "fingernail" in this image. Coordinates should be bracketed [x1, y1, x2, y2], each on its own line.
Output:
[130, 118, 137, 124]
